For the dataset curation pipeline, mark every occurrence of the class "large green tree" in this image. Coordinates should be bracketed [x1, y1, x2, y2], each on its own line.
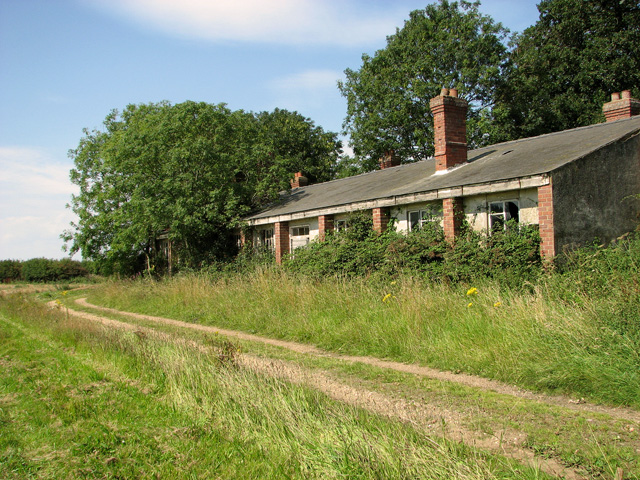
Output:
[492, 0, 640, 141]
[64, 102, 340, 274]
[338, 0, 509, 170]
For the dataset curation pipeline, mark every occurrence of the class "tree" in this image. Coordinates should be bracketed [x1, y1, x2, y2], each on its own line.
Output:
[64, 102, 340, 274]
[492, 0, 640, 141]
[338, 0, 509, 170]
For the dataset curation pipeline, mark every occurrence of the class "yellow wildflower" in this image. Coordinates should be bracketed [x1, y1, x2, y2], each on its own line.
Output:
[382, 293, 393, 303]
[390, 280, 397, 286]
[467, 302, 473, 308]
[494, 302, 502, 307]
[466, 287, 478, 296]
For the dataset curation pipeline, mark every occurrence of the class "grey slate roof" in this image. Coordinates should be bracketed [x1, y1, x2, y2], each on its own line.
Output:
[247, 116, 640, 221]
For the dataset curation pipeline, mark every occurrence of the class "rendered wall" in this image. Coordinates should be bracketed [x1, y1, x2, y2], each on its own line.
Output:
[551, 132, 640, 253]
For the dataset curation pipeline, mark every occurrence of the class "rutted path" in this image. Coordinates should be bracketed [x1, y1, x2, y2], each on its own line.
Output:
[65, 298, 640, 479]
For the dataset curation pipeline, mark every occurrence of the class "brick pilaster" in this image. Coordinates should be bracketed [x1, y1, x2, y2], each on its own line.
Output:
[274, 221, 289, 264]
[372, 208, 390, 233]
[443, 197, 464, 242]
[318, 215, 334, 241]
[538, 182, 555, 259]
[240, 229, 252, 248]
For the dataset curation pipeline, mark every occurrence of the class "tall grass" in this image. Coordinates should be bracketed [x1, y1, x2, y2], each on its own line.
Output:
[88, 251, 640, 408]
[0, 295, 549, 479]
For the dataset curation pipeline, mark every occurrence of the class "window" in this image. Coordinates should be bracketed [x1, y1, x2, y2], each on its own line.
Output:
[335, 219, 349, 231]
[489, 201, 519, 232]
[290, 225, 310, 251]
[408, 209, 435, 231]
[291, 226, 310, 236]
[260, 229, 274, 249]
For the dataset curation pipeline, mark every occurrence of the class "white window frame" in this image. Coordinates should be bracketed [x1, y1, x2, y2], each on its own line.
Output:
[489, 200, 519, 232]
[407, 209, 436, 231]
[335, 219, 349, 232]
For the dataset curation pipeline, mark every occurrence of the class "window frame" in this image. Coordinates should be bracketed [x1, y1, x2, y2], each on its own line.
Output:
[488, 200, 520, 232]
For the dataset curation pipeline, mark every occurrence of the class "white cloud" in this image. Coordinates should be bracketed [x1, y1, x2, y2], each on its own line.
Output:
[85, 0, 408, 46]
[0, 147, 77, 260]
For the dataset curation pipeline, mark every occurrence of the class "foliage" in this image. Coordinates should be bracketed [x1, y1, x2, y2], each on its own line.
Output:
[64, 102, 341, 275]
[18, 258, 90, 283]
[0, 260, 22, 282]
[492, 0, 640, 141]
[338, 0, 509, 169]
[285, 217, 542, 287]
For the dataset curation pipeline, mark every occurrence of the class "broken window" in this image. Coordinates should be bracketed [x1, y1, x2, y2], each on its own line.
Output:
[489, 201, 519, 232]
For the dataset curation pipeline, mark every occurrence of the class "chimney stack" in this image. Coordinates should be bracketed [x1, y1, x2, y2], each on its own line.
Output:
[379, 150, 401, 169]
[429, 88, 468, 171]
[603, 90, 640, 122]
[290, 171, 308, 189]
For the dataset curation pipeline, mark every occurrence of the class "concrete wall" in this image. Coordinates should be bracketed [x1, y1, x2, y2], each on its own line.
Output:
[552, 132, 640, 253]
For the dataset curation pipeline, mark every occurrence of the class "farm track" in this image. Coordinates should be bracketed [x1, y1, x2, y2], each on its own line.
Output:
[54, 297, 640, 480]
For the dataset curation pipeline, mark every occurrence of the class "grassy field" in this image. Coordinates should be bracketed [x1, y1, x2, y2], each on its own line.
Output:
[0, 294, 557, 479]
[85, 267, 640, 409]
[2, 235, 639, 479]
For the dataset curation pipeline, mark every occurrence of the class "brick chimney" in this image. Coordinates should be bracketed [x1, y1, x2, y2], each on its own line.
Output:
[429, 88, 468, 171]
[290, 172, 308, 189]
[379, 150, 401, 169]
[603, 90, 640, 122]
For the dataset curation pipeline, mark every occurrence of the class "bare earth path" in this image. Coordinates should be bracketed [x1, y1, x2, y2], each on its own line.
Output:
[67, 297, 639, 479]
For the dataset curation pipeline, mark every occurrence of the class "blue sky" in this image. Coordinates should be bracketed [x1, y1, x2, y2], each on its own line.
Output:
[0, 0, 540, 261]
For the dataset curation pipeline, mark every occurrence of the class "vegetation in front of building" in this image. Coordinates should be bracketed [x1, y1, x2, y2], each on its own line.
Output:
[283, 213, 542, 288]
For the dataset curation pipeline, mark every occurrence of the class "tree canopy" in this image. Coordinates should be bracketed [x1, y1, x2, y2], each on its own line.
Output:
[64, 102, 341, 274]
[492, 0, 640, 140]
[338, 0, 509, 170]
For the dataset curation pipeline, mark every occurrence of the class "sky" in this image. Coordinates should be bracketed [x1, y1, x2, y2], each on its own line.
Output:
[0, 0, 541, 261]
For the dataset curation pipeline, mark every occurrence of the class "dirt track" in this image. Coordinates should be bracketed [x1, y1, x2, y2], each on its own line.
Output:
[56, 297, 640, 480]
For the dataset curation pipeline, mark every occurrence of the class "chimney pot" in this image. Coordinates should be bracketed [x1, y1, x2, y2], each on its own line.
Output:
[449, 88, 458, 98]
[603, 89, 640, 122]
[440, 87, 449, 96]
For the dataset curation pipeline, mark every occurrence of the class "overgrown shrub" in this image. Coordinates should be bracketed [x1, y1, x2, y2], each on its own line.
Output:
[284, 215, 542, 287]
